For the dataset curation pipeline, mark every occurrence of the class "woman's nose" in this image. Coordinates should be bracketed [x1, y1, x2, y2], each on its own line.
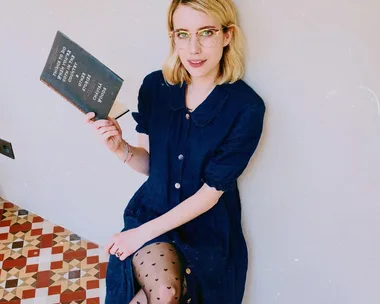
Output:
[188, 35, 201, 54]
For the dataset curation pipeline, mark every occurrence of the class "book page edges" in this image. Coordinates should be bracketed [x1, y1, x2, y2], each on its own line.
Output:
[109, 100, 129, 119]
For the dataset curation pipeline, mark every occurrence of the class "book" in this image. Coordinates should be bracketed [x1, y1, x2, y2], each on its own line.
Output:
[40, 30, 129, 120]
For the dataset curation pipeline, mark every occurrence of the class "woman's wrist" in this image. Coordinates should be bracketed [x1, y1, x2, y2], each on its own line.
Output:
[116, 139, 134, 164]
[137, 221, 155, 242]
[115, 139, 128, 160]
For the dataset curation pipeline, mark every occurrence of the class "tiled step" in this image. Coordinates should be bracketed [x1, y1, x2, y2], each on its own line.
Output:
[0, 198, 109, 304]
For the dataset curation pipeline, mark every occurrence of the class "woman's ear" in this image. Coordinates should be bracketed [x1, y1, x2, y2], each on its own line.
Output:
[223, 27, 233, 47]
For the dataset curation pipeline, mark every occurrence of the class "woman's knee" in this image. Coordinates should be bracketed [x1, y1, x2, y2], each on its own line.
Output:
[151, 283, 179, 304]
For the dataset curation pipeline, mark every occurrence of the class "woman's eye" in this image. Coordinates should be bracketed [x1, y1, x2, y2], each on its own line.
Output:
[177, 32, 189, 39]
[200, 30, 213, 37]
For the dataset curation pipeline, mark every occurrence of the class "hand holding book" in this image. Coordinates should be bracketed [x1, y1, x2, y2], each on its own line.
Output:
[84, 112, 124, 153]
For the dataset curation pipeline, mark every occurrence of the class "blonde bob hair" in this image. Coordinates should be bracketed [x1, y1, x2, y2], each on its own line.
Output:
[162, 0, 246, 86]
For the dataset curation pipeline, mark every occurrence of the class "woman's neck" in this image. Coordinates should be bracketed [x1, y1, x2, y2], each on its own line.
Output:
[185, 68, 219, 111]
[188, 66, 219, 93]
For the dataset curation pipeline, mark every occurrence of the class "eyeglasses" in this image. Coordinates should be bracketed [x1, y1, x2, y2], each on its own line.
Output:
[169, 27, 229, 49]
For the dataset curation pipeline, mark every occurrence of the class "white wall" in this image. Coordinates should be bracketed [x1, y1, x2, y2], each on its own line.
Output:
[1, 1, 379, 303]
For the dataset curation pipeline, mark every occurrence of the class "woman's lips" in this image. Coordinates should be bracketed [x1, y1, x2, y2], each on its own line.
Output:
[188, 60, 207, 68]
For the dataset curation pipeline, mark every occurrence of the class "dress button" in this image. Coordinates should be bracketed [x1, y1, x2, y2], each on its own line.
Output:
[175, 183, 181, 189]
[178, 154, 184, 160]
[186, 113, 190, 120]
[187, 298, 192, 303]
[186, 268, 191, 275]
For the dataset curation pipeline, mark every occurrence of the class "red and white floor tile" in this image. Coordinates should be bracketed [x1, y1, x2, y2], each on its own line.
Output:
[0, 197, 109, 303]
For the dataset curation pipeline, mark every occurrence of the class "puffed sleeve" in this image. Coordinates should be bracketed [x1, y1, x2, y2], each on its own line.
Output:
[131, 74, 154, 135]
[203, 101, 266, 192]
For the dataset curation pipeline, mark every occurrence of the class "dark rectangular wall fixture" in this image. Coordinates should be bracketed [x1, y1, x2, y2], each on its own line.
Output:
[0, 138, 15, 159]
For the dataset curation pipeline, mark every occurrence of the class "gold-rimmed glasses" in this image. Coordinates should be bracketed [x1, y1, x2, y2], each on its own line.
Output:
[169, 26, 230, 49]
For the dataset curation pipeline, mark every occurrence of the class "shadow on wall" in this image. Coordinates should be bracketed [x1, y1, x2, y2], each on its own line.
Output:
[240, 109, 268, 180]
[238, 109, 269, 303]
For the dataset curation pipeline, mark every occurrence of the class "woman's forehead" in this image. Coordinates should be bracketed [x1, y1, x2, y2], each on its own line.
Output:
[172, 5, 220, 30]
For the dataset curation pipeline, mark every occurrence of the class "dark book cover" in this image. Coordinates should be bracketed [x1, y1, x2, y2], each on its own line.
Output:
[40, 31, 128, 120]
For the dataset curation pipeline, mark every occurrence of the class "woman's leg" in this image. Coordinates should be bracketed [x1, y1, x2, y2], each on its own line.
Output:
[129, 289, 148, 304]
[129, 242, 185, 304]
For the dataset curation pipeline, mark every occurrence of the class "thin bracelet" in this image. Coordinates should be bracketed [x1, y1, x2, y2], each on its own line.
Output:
[123, 142, 134, 163]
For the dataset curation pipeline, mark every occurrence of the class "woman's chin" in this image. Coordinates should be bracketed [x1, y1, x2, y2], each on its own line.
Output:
[185, 66, 209, 79]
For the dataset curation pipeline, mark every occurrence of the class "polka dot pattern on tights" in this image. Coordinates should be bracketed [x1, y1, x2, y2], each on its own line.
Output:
[130, 242, 186, 303]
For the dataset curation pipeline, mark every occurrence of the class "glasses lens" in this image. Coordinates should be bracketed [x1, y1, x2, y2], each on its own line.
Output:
[198, 29, 218, 48]
[171, 29, 219, 48]
[172, 31, 189, 49]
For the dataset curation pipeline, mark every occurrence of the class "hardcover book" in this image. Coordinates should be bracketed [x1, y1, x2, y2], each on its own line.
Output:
[40, 31, 128, 120]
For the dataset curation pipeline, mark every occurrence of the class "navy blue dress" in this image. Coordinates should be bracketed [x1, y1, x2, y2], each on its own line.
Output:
[105, 70, 266, 304]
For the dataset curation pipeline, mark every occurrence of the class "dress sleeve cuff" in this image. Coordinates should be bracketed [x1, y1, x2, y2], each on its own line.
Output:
[203, 177, 237, 192]
[131, 112, 149, 135]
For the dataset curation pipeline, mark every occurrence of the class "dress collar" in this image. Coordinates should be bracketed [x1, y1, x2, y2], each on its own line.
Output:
[167, 81, 230, 127]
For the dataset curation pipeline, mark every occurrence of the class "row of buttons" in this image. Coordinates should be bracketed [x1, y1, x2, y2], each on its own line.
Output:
[175, 152, 185, 189]
[176, 112, 190, 189]
[186, 268, 192, 303]
[178, 112, 192, 303]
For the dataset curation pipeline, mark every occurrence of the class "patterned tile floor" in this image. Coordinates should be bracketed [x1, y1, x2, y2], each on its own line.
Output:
[0, 197, 109, 303]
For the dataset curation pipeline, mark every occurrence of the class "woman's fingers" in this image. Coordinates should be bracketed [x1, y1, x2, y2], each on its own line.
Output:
[84, 112, 95, 124]
[109, 244, 128, 258]
[114, 242, 129, 261]
[104, 240, 115, 254]
[108, 117, 122, 133]
[86, 114, 122, 141]
[84, 113, 112, 131]
[105, 233, 131, 260]
[119, 250, 128, 261]
[109, 238, 119, 255]
[98, 126, 117, 136]
[109, 246, 119, 256]
[93, 119, 112, 130]
[102, 130, 120, 141]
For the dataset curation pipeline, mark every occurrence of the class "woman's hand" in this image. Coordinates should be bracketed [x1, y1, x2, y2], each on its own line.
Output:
[84, 112, 123, 153]
[105, 228, 149, 261]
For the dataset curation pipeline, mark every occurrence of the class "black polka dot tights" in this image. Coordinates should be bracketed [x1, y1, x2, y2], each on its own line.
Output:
[129, 242, 187, 304]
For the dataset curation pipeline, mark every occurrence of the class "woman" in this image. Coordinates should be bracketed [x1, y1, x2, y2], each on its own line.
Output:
[85, 0, 266, 303]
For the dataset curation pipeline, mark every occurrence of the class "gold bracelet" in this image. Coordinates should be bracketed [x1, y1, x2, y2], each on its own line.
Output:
[123, 142, 133, 163]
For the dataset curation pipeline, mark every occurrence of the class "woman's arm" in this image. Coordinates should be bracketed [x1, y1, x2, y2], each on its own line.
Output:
[115, 134, 150, 176]
[104, 170, 224, 260]
[105, 182, 223, 259]
[140, 183, 223, 241]
[85, 113, 150, 176]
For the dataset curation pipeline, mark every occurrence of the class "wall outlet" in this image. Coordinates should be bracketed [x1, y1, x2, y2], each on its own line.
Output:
[0, 138, 15, 159]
